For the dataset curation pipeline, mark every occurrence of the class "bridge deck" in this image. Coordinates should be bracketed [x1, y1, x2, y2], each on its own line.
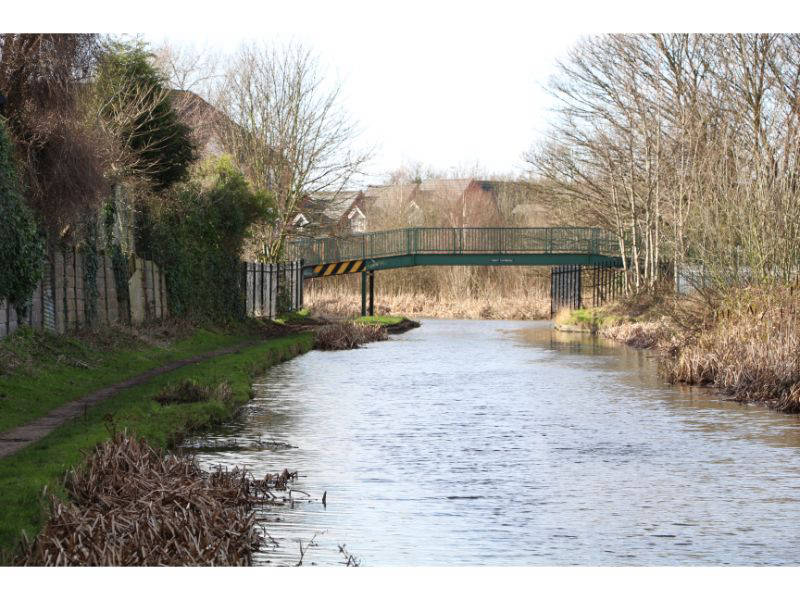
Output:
[288, 227, 624, 275]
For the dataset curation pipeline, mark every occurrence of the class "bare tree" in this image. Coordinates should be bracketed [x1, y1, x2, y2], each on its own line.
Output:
[215, 42, 372, 260]
[528, 34, 800, 295]
[0, 33, 106, 239]
[153, 41, 222, 96]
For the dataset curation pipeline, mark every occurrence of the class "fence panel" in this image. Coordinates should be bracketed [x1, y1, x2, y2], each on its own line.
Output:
[1, 251, 169, 339]
[242, 260, 303, 319]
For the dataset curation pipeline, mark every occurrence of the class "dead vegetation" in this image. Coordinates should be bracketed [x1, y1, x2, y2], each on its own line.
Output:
[153, 378, 210, 405]
[601, 319, 676, 349]
[17, 433, 298, 566]
[313, 322, 387, 351]
[306, 287, 550, 321]
[662, 288, 800, 412]
[597, 287, 800, 413]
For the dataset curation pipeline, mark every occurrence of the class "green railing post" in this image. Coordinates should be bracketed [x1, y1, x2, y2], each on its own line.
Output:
[361, 270, 367, 316]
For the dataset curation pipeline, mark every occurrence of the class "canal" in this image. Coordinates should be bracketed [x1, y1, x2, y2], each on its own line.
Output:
[186, 320, 800, 566]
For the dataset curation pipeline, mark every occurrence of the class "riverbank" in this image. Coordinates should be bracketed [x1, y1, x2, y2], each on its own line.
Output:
[0, 308, 423, 564]
[0, 322, 314, 563]
[555, 287, 800, 413]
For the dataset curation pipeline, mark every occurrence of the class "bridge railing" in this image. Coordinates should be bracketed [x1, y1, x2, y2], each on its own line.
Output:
[287, 227, 621, 266]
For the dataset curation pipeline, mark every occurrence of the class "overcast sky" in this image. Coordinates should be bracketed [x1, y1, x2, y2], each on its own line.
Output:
[148, 14, 581, 183]
[13, 0, 793, 184]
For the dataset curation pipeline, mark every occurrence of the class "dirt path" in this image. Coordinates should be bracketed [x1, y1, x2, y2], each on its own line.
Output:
[0, 340, 263, 459]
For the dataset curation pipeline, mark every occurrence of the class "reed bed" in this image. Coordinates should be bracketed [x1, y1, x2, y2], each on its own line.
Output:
[662, 288, 800, 412]
[314, 322, 388, 351]
[17, 434, 297, 566]
[596, 286, 800, 413]
[306, 288, 550, 321]
[601, 319, 675, 349]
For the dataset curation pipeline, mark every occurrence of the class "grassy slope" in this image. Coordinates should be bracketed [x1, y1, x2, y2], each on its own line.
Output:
[355, 315, 405, 326]
[0, 331, 314, 563]
[0, 326, 261, 434]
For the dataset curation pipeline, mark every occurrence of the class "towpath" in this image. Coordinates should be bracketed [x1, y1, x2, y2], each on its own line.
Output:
[0, 340, 263, 459]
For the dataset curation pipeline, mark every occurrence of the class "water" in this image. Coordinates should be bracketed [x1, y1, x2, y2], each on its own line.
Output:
[187, 320, 800, 566]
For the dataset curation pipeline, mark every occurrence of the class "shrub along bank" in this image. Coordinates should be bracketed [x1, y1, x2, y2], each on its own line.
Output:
[558, 287, 800, 413]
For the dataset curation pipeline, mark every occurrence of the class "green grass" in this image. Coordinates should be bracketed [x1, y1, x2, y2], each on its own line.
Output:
[568, 308, 601, 325]
[272, 308, 311, 325]
[0, 324, 267, 434]
[355, 315, 404, 326]
[0, 332, 314, 563]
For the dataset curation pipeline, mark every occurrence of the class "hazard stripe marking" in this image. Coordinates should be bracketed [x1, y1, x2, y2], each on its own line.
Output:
[311, 260, 367, 277]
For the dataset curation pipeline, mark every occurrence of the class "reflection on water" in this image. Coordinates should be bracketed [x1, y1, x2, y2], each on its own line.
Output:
[187, 320, 800, 565]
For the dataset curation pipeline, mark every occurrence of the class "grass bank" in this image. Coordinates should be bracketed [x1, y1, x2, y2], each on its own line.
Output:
[558, 286, 800, 413]
[0, 329, 313, 563]
[0, 319, 288, 434]
[355, 314, 421, 334]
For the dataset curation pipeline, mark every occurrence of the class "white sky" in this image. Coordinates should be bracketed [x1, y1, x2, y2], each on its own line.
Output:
[9, 0, 798, 185]
[146, 9, 582, 183]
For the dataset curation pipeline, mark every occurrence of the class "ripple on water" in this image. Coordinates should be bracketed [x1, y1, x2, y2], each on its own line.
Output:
[188, 319, 800, 566]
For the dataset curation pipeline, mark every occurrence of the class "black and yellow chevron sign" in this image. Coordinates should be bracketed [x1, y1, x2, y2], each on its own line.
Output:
[312, 259, 366, 277]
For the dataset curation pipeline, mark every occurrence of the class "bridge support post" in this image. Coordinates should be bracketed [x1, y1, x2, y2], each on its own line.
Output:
[361, 270, 367, 317]
[369, 270, 375, 316]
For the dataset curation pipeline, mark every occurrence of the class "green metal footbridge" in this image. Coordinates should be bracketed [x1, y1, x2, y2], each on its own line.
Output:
[287, 227, 625, 316]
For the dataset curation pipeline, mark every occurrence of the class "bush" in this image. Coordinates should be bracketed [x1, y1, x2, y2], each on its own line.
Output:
[0, 120, 44, 310]
[139, 157, 273, 320]
[93, 40, 196, 191]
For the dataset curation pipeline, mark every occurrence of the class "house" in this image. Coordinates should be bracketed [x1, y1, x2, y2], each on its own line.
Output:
[292, 190, 367, 235]
[170, 89, 231, 159]
[362, 178, 503, 228]
[290, 178, 554, 238]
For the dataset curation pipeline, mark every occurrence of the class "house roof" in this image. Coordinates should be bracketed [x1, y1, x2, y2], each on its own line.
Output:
[298, 190, 363, 226]
[362, 182, 419, 212]
[170, 89, 233, 158]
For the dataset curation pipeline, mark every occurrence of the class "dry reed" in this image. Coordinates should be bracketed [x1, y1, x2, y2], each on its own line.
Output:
[314, 322, 388, 351]
[598, 287, 800, 413]
[17, 433, 298, 566]
[601, 319, 675, 349]
[663, 289, 800, 412]
[305, 288, 550, 321]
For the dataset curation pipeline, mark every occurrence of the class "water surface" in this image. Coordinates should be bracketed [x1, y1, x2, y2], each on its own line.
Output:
[188, 320, 800, 565]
